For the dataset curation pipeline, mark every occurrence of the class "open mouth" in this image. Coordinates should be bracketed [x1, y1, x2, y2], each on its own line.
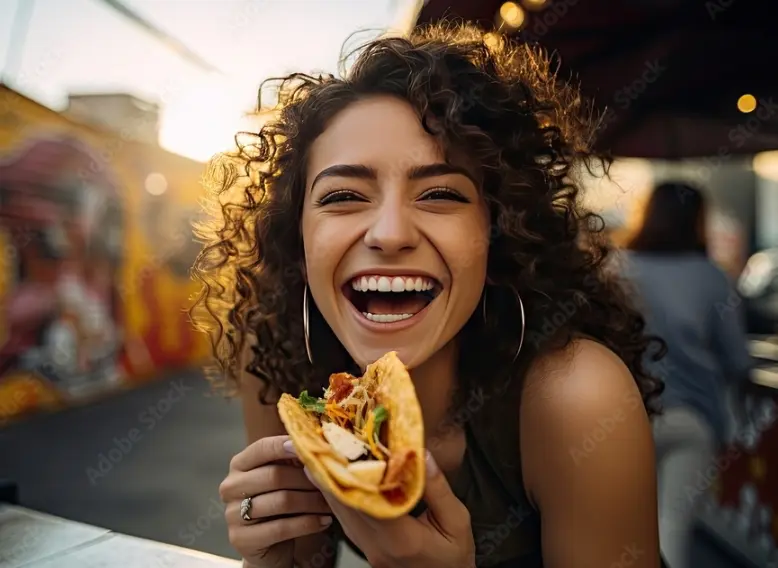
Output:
[343, 275, 442, 323]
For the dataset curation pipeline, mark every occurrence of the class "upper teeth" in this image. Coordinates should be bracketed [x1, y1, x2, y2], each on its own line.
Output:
[351, 275, 435, 293]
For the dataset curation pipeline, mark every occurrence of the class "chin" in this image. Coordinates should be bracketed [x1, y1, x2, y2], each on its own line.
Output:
[340, 319, 448, 373]
[352, 344, 435, 372]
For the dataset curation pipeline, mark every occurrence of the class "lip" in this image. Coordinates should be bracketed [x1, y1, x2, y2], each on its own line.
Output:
[342, 290, 436, 333]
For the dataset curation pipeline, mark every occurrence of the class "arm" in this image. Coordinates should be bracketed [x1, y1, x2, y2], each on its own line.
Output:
[239, 354, 338, 568]
[521, 339, 660, 568]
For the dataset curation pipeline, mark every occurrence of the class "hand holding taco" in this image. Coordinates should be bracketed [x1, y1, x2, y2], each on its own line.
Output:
[277, 351, 425, 519]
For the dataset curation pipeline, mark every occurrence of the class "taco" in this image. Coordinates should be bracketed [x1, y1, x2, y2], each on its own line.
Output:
[277, 351, 425, 519]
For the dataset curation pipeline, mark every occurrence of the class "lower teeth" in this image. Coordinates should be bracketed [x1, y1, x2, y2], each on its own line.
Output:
[363, 312, 414, 323]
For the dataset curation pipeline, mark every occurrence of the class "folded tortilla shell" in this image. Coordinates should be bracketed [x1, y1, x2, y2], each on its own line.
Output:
[277, 351, 425, 519]
[347, 461, 387, 486]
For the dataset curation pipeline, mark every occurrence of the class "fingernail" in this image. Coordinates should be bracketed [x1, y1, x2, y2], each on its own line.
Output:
[282, 440, 297, 455]
[425, 450, 439, 477]
[319, 516, 332, 526]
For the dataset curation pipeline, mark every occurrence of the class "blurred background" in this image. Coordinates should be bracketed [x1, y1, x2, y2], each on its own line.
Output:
[0, 0, 777, 567]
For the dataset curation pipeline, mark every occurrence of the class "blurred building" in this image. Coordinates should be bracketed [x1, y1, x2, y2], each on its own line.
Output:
[64, 93, 160, 145]
[0, 84, 210, 422]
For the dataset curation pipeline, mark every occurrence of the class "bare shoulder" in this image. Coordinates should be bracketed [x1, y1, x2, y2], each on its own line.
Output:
[522, 338, 645, 420]
[518, 339, 659, 566]
[519, 338, 652, 502]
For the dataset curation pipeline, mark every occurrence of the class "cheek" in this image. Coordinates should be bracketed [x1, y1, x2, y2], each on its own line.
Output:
[303, 237, 335, 290]
[446, 226, 490, 285]
[301, 215, 348, 294]
[444, 231, 488, 326]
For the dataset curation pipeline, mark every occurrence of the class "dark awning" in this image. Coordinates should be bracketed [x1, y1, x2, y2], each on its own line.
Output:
[417, 0, 778, 159]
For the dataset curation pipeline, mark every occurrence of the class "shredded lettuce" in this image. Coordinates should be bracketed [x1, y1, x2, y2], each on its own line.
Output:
[298, 391, 325, 413]
[373, 405, 388, 441]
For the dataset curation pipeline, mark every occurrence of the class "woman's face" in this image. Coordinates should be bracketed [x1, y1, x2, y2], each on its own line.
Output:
[301, 95, 490, 371]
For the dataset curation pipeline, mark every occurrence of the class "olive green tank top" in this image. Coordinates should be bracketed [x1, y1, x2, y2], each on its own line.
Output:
[336, 387, 543, 567]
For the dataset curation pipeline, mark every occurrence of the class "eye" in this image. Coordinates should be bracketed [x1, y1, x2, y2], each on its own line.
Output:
[316, 190, 366, 206]
[419, 187, 470, 203]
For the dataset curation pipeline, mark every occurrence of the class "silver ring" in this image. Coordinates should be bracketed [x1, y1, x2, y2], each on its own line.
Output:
[240, 496, 253, 521]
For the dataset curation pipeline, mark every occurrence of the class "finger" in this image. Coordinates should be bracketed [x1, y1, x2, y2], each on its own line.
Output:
[303, 466, 321, 490]
[277, 457, 304, 468]
[319, 487, 379, 552]
[305, 469, 365, 528]
[282, 439, 298, 457]
[227, 490, 331, 524]
[305, 466, 412, 533]
[220, 465, 314, 502]
[420, 450, 470, 537]
[275, 440, 302, 468]
[230, 515, 333, 552]
[230, 435, 297, 472]
[307, 468, 385, 558]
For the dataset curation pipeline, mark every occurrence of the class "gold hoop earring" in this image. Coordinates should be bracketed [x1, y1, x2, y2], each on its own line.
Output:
[482, 287, 526, 363]
[303, 284, 313, 365]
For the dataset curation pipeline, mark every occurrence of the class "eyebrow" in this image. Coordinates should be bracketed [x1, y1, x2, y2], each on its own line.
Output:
[310, 162, 477, 191]
[310, 164, 377, 191]
[408, 163, 476, 185]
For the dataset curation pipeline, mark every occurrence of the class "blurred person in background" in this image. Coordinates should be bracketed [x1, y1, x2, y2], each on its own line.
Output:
[622, 181, 753, 568]
[194, 23, 664, 568]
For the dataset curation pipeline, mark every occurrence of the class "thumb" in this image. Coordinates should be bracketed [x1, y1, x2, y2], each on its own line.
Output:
[420, 450, 469, 537]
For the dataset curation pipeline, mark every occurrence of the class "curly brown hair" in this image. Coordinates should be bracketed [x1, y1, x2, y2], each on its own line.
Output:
[190, 22, 665, 415]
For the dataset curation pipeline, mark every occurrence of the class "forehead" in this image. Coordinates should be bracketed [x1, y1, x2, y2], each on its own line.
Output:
[306, 96, 445, 180]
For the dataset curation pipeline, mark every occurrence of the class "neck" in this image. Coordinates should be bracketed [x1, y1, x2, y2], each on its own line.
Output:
[408, 339, 459, 434]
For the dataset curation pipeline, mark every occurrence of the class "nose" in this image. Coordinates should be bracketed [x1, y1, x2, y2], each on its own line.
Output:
[363, 196, 419, 254]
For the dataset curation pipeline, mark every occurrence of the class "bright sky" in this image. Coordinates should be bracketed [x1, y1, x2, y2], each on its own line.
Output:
[0, 0, 418, 161]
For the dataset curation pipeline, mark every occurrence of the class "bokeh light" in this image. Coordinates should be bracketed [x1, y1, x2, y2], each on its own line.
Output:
[144, 172, 168, 196]
[499, 2, 526, 28]
[753, 151, 778, 182]
[738, 93, 757, 113]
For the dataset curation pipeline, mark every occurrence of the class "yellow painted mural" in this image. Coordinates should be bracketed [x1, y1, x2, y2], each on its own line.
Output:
[0, 85, 209, 423]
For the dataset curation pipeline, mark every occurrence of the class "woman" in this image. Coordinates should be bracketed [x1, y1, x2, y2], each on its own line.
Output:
[622, 182, 753, 568]
[193, 24, 663, 568]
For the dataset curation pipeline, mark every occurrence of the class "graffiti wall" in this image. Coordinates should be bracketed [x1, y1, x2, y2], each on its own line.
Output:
[0, 86, 209, 422]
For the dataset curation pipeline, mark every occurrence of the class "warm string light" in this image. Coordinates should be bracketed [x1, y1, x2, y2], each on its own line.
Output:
[496, 1, 547, 33]
[738, 94, 757, 113]
[498, 2, 526, 29]
[753, 151, 778, 182]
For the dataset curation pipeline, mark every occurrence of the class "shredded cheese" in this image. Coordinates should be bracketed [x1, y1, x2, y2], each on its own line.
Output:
[318, 377, 390, 459]
[325, 403, 352, 428]
[363, 411, 383, 459]
[326, 403, 349, 418]
[376, 438, 391, 457]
